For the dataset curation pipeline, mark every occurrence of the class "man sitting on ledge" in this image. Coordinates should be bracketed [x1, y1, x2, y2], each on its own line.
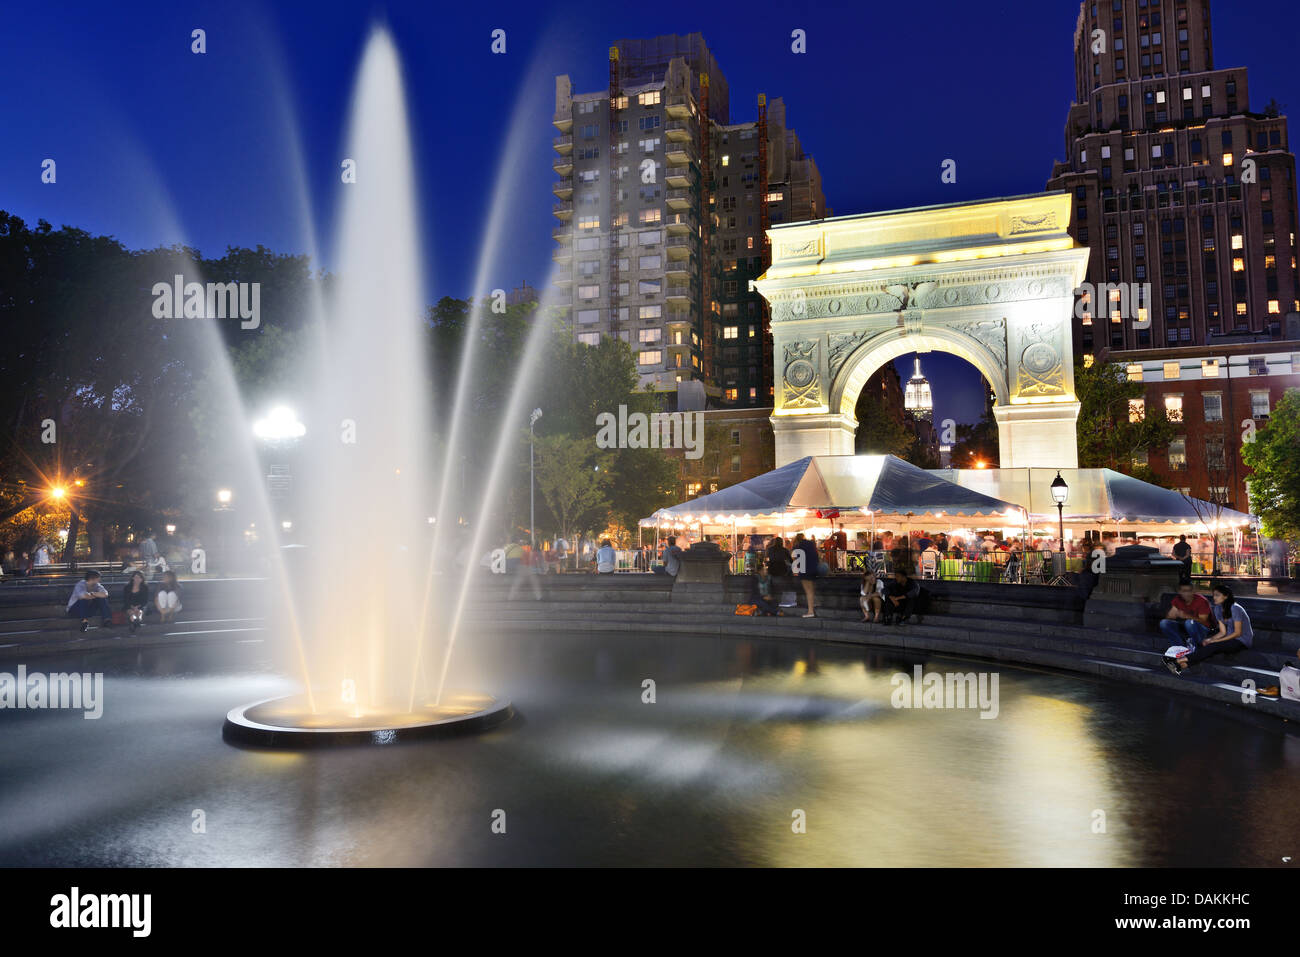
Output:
[1165, 584, 1253, 676]
[67, 569, 112, 633]
[1159, 581, 1214, 650]
[882, 569, 921, 625]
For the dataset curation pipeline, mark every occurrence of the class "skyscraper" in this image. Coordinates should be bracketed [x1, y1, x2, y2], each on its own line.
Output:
[551, 33, 827, 408]
[1046, 0, 1299, 356]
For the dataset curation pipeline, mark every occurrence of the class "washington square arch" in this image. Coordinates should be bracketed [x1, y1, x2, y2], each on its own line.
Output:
[753, 193, 1091, 469]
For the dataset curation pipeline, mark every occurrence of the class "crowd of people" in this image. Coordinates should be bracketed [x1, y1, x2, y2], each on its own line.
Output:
[65, 569, 183, 633]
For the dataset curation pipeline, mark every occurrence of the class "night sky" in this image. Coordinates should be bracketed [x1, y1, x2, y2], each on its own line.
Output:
[4, 0, 1299, 424]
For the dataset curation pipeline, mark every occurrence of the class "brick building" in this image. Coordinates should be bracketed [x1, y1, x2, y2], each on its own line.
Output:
[1110, 335, 1300, 510]
[1047, 0, 1300, 356]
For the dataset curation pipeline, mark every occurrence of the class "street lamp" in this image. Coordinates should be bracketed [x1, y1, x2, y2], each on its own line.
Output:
[529, 408, 542, 550]
[1050, 471, 1069, 581]
[216, 488, 233, 507]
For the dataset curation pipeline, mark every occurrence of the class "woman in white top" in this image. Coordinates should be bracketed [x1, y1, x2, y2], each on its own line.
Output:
[860, 569, 886, 623]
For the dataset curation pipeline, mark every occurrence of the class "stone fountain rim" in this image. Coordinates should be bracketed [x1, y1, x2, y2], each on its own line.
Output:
[221, 693, 514, 749]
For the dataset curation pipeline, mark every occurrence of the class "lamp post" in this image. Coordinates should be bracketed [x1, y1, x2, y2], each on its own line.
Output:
[1050, 471, 1069, 584]
[529, 408, 542, 550]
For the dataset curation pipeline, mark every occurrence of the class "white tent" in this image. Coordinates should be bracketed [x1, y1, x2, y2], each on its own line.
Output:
[643, 455, 1026, 533]
[928, 467, 1253, 532]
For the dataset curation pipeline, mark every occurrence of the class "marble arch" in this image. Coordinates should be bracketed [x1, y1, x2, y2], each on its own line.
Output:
[752, 193, 1091, 469]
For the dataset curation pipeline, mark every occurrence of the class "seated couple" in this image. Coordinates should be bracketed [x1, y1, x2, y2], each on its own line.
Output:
[1162, 582, 1253, 676]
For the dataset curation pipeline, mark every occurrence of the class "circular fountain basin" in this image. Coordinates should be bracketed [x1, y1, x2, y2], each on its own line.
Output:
[222, 691, 513, 748]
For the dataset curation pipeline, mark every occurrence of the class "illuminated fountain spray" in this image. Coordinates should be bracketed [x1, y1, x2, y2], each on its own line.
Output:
[224, 26, 511, 746]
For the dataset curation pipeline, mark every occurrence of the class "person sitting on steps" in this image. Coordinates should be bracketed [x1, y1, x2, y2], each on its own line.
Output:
[154, 571, 183, 626]
[67, 570, 112, 633]
[1165, 583, 1252, 676]
[883, 569, 921, 625]
[122, 570, 151, 632]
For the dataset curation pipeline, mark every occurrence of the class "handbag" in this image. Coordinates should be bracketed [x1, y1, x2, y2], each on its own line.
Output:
[1280, 664, 1300, 702]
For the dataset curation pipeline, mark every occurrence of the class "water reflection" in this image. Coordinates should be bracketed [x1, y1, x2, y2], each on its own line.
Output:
[0, 633, 1296, 866]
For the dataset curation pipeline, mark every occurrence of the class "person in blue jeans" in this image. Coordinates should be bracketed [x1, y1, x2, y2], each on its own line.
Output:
[1158, 581, 1213, 649]
[792, 533, 820, 618]
[1165, 584, 1253, 676]
[66, 570, 112, 633]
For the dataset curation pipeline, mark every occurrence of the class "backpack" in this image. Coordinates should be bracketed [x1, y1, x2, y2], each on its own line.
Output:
[734, 604, 759, 616]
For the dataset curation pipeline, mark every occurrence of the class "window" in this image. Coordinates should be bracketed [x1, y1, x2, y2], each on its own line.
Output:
[1129, 398, 1145, 422]
[1205, 437, 1226, 471]
[1127, 363, 1144, 381]
[638, 280, 660, 294]
[639, 305, 661, 320]
[638, 328, 661, 343]
[639, 255, 661, 270]
[637, 90, 660, 106]
[1251, 391, 1271, 418]
[576, 309, 599, 324]
[730, 453, 741, 472]
[1201, 359, 1219, 378]
[577, 284, 600, 300]
[1162, 361, 1181, 380]
[638, 230, 661, 245]
[637, 350, 662, 366]
[730, 430, 741, 446]
[577, 332, 600, 346]
[638, 208, 661, 225]
[578, 215, 600, 230]
[722, 326, 739, 339]
[1168, 438, 1187, 470]
[1164, 395, 1183, 422]
[1202, 393, 1223, 422]
[1248, 356, 1268, 375]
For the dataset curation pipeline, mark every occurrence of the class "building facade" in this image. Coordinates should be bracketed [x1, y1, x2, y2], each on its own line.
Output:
[1046, 0, 1300, 357]
[1110, 337, 1300, 511]
[552, 33, 827, 409]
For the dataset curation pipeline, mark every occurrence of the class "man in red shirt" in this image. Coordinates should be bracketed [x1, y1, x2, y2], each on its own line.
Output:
[1159, 581, 1213, 648]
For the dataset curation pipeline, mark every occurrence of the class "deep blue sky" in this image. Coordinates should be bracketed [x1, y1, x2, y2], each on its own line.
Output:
[4, 0, 1299, 424]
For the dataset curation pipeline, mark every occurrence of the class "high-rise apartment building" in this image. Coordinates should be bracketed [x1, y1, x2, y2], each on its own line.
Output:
[552, 33, 827, 408]
[1046, 0, 1300, 357]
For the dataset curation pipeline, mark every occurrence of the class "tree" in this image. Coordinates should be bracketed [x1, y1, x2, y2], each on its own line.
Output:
[1241, 388, 1300, 543]
[948, 404, 1000, 469]
[854, 390, 913, 456]
[532, 434, 613, 544]
[1074, 359, 1178, 473]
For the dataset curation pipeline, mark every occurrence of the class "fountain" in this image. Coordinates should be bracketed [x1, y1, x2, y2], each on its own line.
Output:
[222, 27, 514, 747]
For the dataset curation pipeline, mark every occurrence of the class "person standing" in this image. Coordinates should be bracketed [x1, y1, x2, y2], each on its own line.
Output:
[1171, 534, 1193, 583]
[67, 570, 112, 632]
[832, 523, 848, 571]
[793, 532, 819, 618]
[596, 539, 616, 574]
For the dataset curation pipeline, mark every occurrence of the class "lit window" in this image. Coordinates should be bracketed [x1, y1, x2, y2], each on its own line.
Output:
[1231, 234, 1243, 250]
[721, 155, 729, 166]
[1236, 302, 1248, 316]
[1162, 362, 1181, 380]
[1168, 438, 1187, 470]
[1268, 300, 1280, 314]
[1127, 363, 1144, 382]
[577, 332, 600, 346]
[638, 349, 662, 366]
[637, 90, 661, 106]
[1128, 398, 1145, 422]
[1201, 359, 1219, 377]
[638, 328, 661, 343]
[1222, 153, 1233, 167]
[1083, 353, 1095, 368]
[1164, 395, 1183, 422]
[723, 326, 739, 339]
[1232, 258, 1244, 272]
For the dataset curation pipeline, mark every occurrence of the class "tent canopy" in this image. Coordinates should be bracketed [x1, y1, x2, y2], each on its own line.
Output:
[644, 455, 1026, 528]
[928, 467, 1253, 529]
